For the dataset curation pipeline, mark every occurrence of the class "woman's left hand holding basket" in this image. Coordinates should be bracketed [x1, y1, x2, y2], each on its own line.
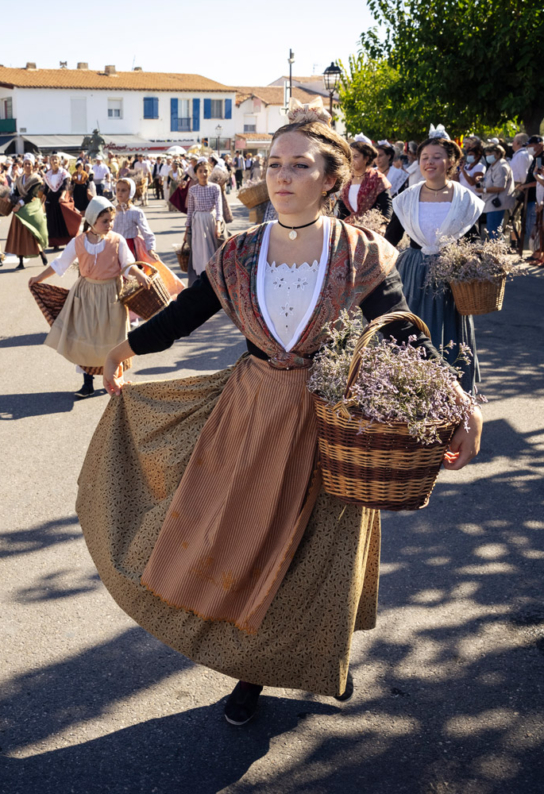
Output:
[443, 383, 483, 470]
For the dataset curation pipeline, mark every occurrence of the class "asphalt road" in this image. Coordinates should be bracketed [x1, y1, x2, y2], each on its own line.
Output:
[0, 196, 543, 794]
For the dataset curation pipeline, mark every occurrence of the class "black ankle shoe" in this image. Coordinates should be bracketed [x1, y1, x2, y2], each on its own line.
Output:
[224, 681, 263, 725]
[40, 252, 48, 266]
[334, 671, 354, 702]
[17, 258, 25, 270]
[75, 374, 94, 399]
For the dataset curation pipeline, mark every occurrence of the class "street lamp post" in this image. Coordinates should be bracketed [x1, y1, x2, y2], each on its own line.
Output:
[323, 62, 342, 127]
[215, 124, 223, 152]
[288, 49, 295, 104]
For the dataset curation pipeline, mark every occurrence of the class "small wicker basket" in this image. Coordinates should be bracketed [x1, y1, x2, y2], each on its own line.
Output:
[119, 262, 171, 320]
[450, 276, 506, 316]
[0, 197, 13, 217]
[312, 311, 457, 511]
[175, 241, 190, 273]
[238, 180, 269, 209]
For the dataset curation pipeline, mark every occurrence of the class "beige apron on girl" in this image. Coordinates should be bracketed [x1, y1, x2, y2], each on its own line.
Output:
[45, 232, 130, 367]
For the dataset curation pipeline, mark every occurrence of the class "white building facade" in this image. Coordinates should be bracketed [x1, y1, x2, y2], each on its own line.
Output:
[0, 64, 237, 153]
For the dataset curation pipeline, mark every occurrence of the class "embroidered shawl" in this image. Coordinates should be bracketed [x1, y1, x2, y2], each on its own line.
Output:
[393, 181, 484, 254]
[341, 169, 391, 218]
[14, 173, 43, 200]
[206, 218, 398, 369]
[43, 167, 70, 193]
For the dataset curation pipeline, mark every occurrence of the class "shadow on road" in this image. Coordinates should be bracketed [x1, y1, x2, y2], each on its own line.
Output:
[0, 332, 47, 349]
[0, 390, 76, 420]
[0, 515, 81, 559]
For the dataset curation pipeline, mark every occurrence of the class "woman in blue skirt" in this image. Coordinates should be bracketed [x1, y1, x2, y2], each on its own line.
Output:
[385, 130, 484, 392]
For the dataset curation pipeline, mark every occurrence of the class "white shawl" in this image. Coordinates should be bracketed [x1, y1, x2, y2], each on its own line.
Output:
[393, 181, 484, 254]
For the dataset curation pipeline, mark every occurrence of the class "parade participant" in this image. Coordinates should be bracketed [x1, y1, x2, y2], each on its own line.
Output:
[208, 154, 233, 224]
[152, 156, 165, 200]
[42, 153, 79, 250]
[376, 140, 408, 196]
[92, 155, 110, 196]
[184, 159, 223, 285]
[5, 153, 48, 269]
[166, 159, 184, 211]
[337, 136, 392, 222]
[118, 159, 131, 178]
[28, 197, 150, 398]
[385, 130, 484, 391]
[71, 161, 90, 213]
[76, 101, 482, 729]
[112, 178, 159, 259]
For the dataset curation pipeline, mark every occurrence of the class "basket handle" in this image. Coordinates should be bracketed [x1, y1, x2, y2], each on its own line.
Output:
[342, 310, 431, 404]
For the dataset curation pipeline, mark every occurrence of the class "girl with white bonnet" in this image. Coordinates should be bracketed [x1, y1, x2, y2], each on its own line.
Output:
[6, 153, 49, 269]
[28, 196, 150, 398]
[112, 177, 159, 260]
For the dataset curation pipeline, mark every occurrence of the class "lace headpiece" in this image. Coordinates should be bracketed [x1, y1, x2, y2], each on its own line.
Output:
[428, 123, 451, 140]
[354, 132, 372, 144]
[287, 96, 331, 126]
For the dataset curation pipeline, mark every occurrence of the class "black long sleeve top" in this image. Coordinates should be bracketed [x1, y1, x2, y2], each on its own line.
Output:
[128, 268, 447, 368]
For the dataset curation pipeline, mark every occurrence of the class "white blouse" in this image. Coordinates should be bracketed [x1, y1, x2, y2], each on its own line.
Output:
[418, 202, 452, 249]
[50, 235, 135, 276]
[348, 184, 360, 212]
[257, 217, 331, 351]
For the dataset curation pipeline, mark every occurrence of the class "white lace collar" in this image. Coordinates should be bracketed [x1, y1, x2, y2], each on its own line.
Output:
[256, 217, 331, 352]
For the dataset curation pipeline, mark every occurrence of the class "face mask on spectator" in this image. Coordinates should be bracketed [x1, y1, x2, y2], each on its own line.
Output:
[465, 154, 475, 164]
[486, 155, 496, 164]
[527, 147, 536, 156]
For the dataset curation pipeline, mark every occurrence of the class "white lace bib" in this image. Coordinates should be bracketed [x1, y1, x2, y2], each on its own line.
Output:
[256, 217, 331, 351]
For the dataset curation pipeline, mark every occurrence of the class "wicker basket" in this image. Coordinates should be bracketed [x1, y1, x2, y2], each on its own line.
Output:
[238, 180, 269, 209]
[450, 277, 506, 316]
[119, 262, 171, 320]
[0, 197, 13, 217]
[175, 241, 190, 273]
[312, 311, 457, 511]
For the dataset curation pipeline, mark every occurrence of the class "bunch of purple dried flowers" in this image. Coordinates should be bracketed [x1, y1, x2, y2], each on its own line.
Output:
[348, 208, 388, 236]
[426, 237, 520, 291]
[308, 311, 482, 445]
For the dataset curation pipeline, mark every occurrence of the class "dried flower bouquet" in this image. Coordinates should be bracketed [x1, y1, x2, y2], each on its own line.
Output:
[426, 237, 520, 315]
[308, 311, 482, 509]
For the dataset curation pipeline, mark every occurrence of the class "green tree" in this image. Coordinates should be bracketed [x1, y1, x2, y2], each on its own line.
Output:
[361, 0, 544, 134]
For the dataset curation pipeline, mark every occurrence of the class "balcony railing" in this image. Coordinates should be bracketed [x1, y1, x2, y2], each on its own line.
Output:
[0, 118, 16, 134]
[173, 118, 191, 132]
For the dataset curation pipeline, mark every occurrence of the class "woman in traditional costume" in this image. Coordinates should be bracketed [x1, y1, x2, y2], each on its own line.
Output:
[28, 197, 150, 398]
[76, 104, 482, 726]
[385, 129, 484, 392]
[5, 153, 48, 269]
[208, 155, 234, 225]
[166, 160, 184, 211]
[42, 153, 81, 250]
[337, 136, 392, 224]
[71, 161, 90, 214]
[184, 159, 223, 286]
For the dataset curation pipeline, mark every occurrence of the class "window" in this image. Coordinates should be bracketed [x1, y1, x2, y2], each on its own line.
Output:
[143, 97, 159, 119]
[244, 116, 257, 133]
[108, 99, 123, 119]
[171, 98, 192, 132]
[0, 98, 13, 120]
[204, 98, 224, 119]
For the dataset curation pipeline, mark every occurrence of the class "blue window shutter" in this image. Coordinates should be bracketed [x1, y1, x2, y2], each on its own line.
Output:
[225, 98, 232, 119]
[152, 97, 158, 118]
[192, 98, 200, 131]
[171, 98, 178, 132]
[204, 98, 212, 119]
[143, 97, 151, 118]
[145, 97, 159, 119]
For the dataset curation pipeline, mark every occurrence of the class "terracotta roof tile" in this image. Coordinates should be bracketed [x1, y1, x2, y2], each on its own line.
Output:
[0, 67, 233, 92]
[235, 133, 273, 140]
[234, 86, 322, 106]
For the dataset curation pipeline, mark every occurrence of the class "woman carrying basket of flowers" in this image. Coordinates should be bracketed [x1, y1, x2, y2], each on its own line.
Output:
[385, 127, 484, 392]
[28, 197, 150, 398]
[76, 101, 482, 726]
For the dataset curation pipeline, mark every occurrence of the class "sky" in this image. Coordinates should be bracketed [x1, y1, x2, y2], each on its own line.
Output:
[1, 0, 375, 87]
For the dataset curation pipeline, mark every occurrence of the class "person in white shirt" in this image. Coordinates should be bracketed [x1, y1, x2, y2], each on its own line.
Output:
[92, 155, 111, 197]
[152, 156, 165, 199]
[160, 157, 172, 205]
[406, 141, 423, 186]
[510, 133, 533, 185]
[457, 141, 486, 194]
[376, 142, 408, 197]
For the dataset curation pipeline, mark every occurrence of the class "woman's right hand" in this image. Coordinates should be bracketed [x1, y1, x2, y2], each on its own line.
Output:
[28, 275, 42, 288]
[103, 340, 134, 396]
